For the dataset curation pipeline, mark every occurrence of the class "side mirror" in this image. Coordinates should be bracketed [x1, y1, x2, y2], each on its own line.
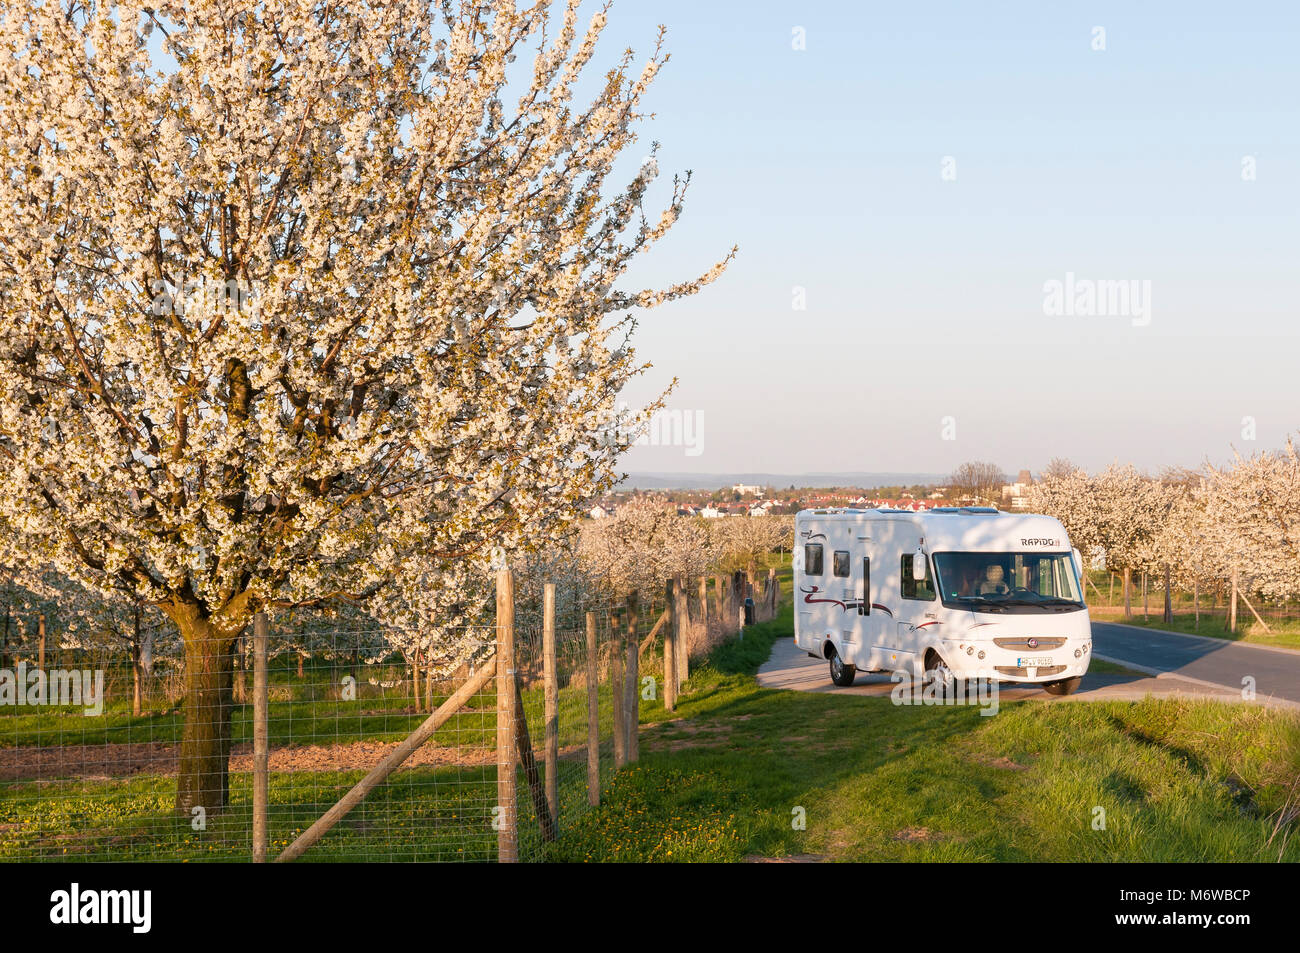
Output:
[912, 551, 928, 582]
[1071, 547, 1083, 578]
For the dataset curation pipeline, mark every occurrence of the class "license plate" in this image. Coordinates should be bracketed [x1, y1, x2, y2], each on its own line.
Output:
[1017, 656, 1053, 667]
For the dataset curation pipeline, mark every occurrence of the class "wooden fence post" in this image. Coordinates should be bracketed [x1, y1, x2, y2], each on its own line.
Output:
[496, 567, 518, 863]
[732, 569, 745, 632]
[713, 574, 725, 631]
[698, 577, 709, 635]
[1236, 587, 1273, 633]
[586, 611, 600, 806]
[663, 580, 677, 712]
[674, 575, 689, 686]
[638, 609, 671, 658]
[252, 611, 269, 863]
[542, 583, 558, 826]
[746, 568, 756, 624]
[611, 609, 626, 768]
[624, 591, 639, 764]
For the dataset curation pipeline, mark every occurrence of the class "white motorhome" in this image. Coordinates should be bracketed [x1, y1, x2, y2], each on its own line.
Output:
[793, 507, 1092, 695]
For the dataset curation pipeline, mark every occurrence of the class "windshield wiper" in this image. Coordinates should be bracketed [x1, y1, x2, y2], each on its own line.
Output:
[1000, 597, 1084, 609]
[948, 596, 1007, 611]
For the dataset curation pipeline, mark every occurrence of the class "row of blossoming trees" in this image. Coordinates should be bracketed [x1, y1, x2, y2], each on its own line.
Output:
[0, 499, 793, 719]
[1028, 439, 1300, 623]
[0, 1, 732, 814]
[577, 498, 793, 596]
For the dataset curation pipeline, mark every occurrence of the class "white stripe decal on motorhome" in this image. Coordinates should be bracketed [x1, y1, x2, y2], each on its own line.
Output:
[801, 586, 868, 613]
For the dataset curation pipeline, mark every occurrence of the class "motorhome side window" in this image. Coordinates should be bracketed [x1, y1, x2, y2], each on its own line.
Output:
[832, 550, 850, 577]
[804, 543, 824, 575]
[901, 554, 936, 600]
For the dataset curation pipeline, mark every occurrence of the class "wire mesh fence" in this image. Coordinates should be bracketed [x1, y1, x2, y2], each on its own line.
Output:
[0, 620, 495, 861]
[0, 567, 765, 862]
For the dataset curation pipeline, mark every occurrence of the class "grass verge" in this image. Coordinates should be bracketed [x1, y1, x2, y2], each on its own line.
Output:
[543, 606, 1300, 862]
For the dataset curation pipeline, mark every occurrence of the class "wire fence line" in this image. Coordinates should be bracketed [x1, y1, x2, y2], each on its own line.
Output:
[0, 566, 782, 862]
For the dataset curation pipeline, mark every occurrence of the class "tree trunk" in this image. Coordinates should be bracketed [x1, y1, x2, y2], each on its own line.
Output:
[141, 620, 154, 683]
[175, 614, 237, 817]
[410, 649, 422, 712]
[131, 603, 143, 717]
[1194, 581, 1200, 629]
[1122, 569, 1132, 619]
[1229, 568, 1239, 633]
[1, 592, 10, 672]
[1170, 564, 1180, 624]
[233, 632, 245, 705]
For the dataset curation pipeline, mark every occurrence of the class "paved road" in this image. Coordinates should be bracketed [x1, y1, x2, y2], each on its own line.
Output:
[757, 623, 1299, 710]
[758, 635, 1251, 706]
[1091, 621, 1300, 706]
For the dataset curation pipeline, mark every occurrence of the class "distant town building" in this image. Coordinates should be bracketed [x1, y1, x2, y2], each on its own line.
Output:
[1000, 469, 1034, 511]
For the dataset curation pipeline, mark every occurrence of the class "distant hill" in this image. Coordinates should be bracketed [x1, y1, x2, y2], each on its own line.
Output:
[617, 471, 949, 491]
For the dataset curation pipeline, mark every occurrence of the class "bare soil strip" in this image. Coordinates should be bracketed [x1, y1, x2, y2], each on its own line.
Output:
[0, 740, 499, 782]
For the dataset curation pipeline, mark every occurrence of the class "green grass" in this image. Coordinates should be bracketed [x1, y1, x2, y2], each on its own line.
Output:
[0, 694, 610, 862]
[1, 768, 502, 862]
[0, 659, 617, 752]
[0, 692, 492, 750]
[543, 607, 1300, 863]
[5, 592, 1298, 862]
[0, 653, 636, 862]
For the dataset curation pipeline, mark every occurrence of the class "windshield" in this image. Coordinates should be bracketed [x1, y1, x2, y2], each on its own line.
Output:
[932, 551, 1084, 612]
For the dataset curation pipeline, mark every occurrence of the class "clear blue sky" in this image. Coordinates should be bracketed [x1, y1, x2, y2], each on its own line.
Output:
[589, 0, 1300, 478]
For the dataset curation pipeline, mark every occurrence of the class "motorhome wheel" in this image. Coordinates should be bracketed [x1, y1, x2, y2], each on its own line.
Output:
[1042, 675, 1083, 696]
[829, 651, 857, 687]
